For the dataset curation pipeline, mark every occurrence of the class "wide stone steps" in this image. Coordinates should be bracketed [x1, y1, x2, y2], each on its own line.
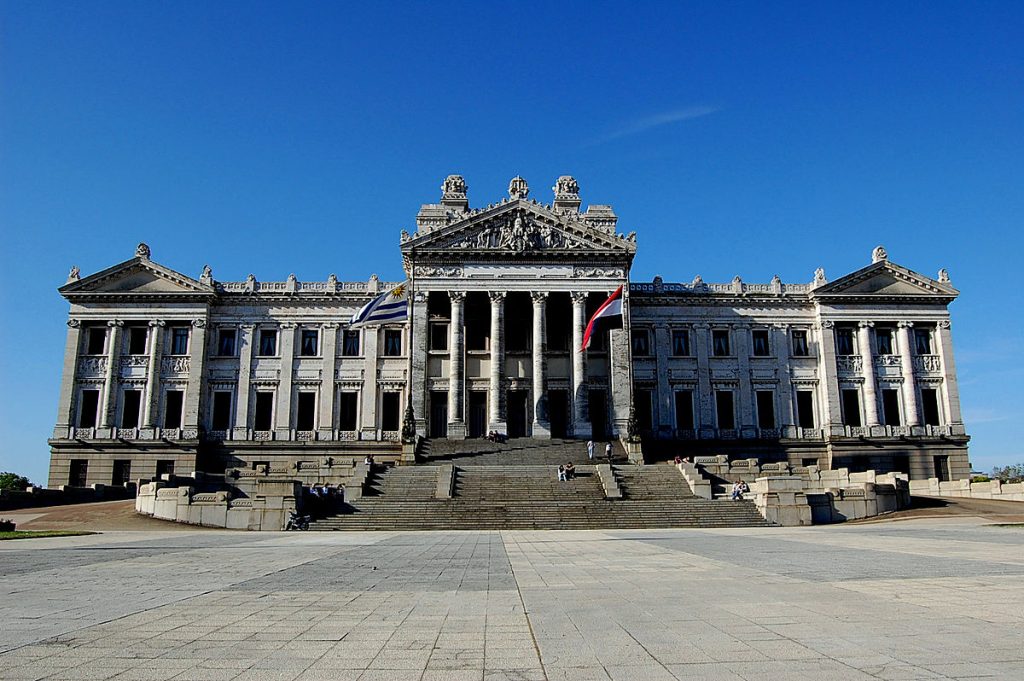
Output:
[454, 465, 605, 501]
[614, 465, 697, 500]
[421, 438, 627, 466]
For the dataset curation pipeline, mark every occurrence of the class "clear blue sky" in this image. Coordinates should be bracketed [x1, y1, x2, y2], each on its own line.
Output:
[1, 1, 1021, 483]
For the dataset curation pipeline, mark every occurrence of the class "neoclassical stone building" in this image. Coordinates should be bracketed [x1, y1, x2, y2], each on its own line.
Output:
[48, 175, 970, 486]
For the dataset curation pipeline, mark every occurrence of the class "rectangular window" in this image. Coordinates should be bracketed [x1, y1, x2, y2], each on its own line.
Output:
[631, 329, 651, 357]
[796, 390, 815, 428]
[69, 459, 88, 486]
[86, 327, 106, 355]
[342, 330, 360, 356]
[881, 389, 901, 426]
[841, 389, 862, 427]
[217, 329, 236, 356]
[300, 329, 319, 356]
[751, 329, 770, 356]
[127, 326, 147, 354]
[78, 389, 100, 428]
[258, 329, 278, 357]
[169, 327, 190, 355]
[296, 392, 316, 431]
[121, 390, 142, 429]
[671, 329, 690, 356]
[156, 460, 175, 478]
[338, 392, 358, 431]
[712, 329, 730, 357]
[430, 322, 449, 351]
[253, 391, 274, 431]
[835, 327, 855, 355]
[163, 390, 183, 429]
[715, 390, 735, 430]
[915, 328, 932, 354]
[112, 460, 131, 486]
[933, 455, 950, 482]
[876, 327, 895, 355]
[921, 388, 941, 426]
[381, 391, 401, 431]
[791, 330, 809, 357]
[756, 390, 775, 429]
[674, 390, 694, 430]
[211, 391, 232, 431]
[383, 329, 402, 356]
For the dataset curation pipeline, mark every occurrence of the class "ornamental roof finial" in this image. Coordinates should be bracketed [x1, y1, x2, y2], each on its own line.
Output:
[135, 242, 151, 260]
[508, 175, 529, 200]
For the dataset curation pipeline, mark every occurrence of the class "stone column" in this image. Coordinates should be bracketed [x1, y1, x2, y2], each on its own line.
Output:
[571, 292, 590, 438]
[318, 323, 339, 439]
[53, 319, 83, 439]
[816, 320, 844, 436]
[275, 322, 296, 438]
[858, 321, 880, 430]
[234, 324, 255, 438]
[934, 320, 964, 432]
[531, 291, 550, 437]
[694, 323, 714, 438]
[735, 324, 756, 437]
[410, 290, 429, 434]
[652, 323, 671, 437]
[897, 321, 921, 427]
[488, 291, 506, 432]
[100, 320, 124, 430]
[182, 318, 208, 437]
[142, 320, 165, 429]
[360, 326, 380, 439]
[448, 291, 466, 439]
[773, 324, 794, 433]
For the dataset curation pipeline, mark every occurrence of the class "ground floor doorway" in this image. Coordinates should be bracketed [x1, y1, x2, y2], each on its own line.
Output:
[429, 391, 448, 438]
[548, 389, 568, 438]
[507, 389, 528, 438]
[468, 391, 487, 438]
[589, 389, 608, 439]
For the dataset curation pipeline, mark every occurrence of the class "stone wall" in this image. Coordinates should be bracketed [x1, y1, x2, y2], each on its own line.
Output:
[909, 478, 1024, 502]
[135, 478, 301, 530]
[750, 470, 910, 526]
[0, 484, 134, 511]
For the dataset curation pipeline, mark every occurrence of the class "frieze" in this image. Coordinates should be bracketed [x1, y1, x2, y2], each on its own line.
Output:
[836, 356, 863, 374]
[913, 355, 942, 373]
[414, 265, 463, 277]
[161, 356, 191, 374]
[573, 267, 624, 278]
[442, 212, 588, 252]
[77, 356, 107, 377]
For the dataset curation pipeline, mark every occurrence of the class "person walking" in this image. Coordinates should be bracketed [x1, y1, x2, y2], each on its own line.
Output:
[587, 440, 595, 460]
[605, 442, 613, 462]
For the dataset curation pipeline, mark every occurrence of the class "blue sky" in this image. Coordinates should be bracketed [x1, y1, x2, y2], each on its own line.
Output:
[1, 1, 1021, 483]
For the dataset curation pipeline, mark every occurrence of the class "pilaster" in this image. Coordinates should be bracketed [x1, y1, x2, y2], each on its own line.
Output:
[816, 320, 844, 437]
[488, 291, 506, 432]
[183, 318, 207, 436]
[571, 292, 590, 438]
[735, 324, 756, 437]
[53, 319, 82, 438]
[233, 324, 255, 438]
[275, 322, 296, 438]
[859, 321, 880, 429]
[652, 323, 672, 437]
[934, 320, 964, 430]
[142, 320, 165, 429]
[773, 324, 794, 430]
[318, 323, 339, 439]
[531, 291, 550, 437]
[898, 321, 921, 426]
[411, 291, 429, 434]
[448, 291, 467, 439]
[694, 323, 714, 438]
[100, 320, 123, 429]
[360, 326, 380, 439]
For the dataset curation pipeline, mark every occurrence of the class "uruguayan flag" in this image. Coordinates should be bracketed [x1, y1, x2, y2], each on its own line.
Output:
[350, 283, 409, 327]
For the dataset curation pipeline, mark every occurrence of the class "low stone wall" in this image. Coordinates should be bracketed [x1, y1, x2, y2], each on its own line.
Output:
[135, 478, 301, 530]
[0, 483, 134, 511]
[909, 478, 1024, 502]
[676, 462, 712, 499]
[752, 470, 910, 526]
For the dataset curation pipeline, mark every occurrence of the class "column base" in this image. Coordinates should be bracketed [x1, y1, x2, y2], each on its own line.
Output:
[447, 422, 467, 440]
[572, 420, 592, 439]
[531, 421, 551, 439]
[488, 420, 508, 435]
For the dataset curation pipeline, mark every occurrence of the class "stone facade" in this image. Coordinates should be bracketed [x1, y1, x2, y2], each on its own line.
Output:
[48, 175, 971, 486]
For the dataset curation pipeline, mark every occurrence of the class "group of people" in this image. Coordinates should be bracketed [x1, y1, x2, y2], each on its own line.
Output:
[585, 440, 614, 461]
[486, 430, 507, 443]
[731, 480, 750, 500]
[305, 483, 341, 515]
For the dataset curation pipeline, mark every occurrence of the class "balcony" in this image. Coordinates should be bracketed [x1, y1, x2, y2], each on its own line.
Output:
[836, 355, 863, 376]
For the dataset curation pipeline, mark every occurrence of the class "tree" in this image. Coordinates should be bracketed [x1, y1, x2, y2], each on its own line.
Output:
[0, 472, 33, 491]
[990, 463, 1024, 483]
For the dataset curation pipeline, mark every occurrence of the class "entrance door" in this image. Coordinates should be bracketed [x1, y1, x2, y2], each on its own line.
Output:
[507, 389, 528, 438]
[468, 392, 487, 438]
[429, 391, 448, 438]
[933, 455, 950, 482]
[548, 390, 568, 438]
[589, 389, 608, 439]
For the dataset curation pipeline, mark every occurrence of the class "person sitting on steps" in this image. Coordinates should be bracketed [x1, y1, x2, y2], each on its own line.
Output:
[731, 480, 749, 500]
[564, 462, 576, 480]
[557, 465, 567, 482]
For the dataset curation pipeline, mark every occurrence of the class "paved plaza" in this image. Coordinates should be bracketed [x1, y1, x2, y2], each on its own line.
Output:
[2, 519, 1023, 681]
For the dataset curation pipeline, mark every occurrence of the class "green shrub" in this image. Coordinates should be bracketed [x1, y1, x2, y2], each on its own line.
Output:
[0, 472, 32, 491]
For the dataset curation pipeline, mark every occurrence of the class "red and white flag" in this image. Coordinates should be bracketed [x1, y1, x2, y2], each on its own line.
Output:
[580, 285, 623, 351]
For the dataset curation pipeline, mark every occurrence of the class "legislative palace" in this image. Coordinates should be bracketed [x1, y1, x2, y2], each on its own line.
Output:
[48, 175, 970, 488]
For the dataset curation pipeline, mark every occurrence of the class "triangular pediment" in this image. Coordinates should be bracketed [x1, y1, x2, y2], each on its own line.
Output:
[60, 258, 215, 298]
[813, 260, 958, 300]
[401, 200, 636, 256]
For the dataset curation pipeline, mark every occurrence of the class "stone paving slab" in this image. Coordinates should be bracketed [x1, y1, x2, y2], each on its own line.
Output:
[0, 520, 1022, 679]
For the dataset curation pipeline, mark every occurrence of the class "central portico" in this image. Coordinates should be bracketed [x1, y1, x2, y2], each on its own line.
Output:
[401, 175, 637, 440]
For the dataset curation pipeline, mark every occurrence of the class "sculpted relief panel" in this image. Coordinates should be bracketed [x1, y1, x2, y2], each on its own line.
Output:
[441, 212, 588, 252]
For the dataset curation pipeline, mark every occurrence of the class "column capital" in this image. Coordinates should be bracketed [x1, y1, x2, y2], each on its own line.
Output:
[279, 321, 298, 329]
[858, 320, 875, 329]
[239, 323, 256, 331]
[530, 291, 549, 304]
[570, 291, 589, 305]
[771, 322, 788, 330]
[937, 320, 951, 329]
[693, 322, 711, 330]
[148, 319, 166, 328]
[819, 320, 835, 329]
[322, 322, 341, 330]
[107, 319, 124, 328]
[67, 318, 81, 328]
[897, 321, 914, 329]
[192, 318, 207, 329]
[488, 290, 507, 303]
[449, 290, 467, 303]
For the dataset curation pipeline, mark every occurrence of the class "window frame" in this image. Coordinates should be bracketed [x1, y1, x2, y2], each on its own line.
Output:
[429, 322, 449, 352]
[671, 329, 690, 357]
[85, 327, 107, 355]
[875, 327, 895, 356]
[914, 328, 933, 355]
[631, 329, 652, 357]
[127, 326, 148, 355]
[383, 328, 403, 357]
[217, 328, 237, 357]
[342, 329, 361, 357]
[835, 327, 856, 356]
[711, 329, 731, 357]
[168, 326, 190, 356]
[299, 329, 319, 357]
[258, 329, 278, 357]
[791, 329, 809, 357]
[751, 329, 771, 357]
